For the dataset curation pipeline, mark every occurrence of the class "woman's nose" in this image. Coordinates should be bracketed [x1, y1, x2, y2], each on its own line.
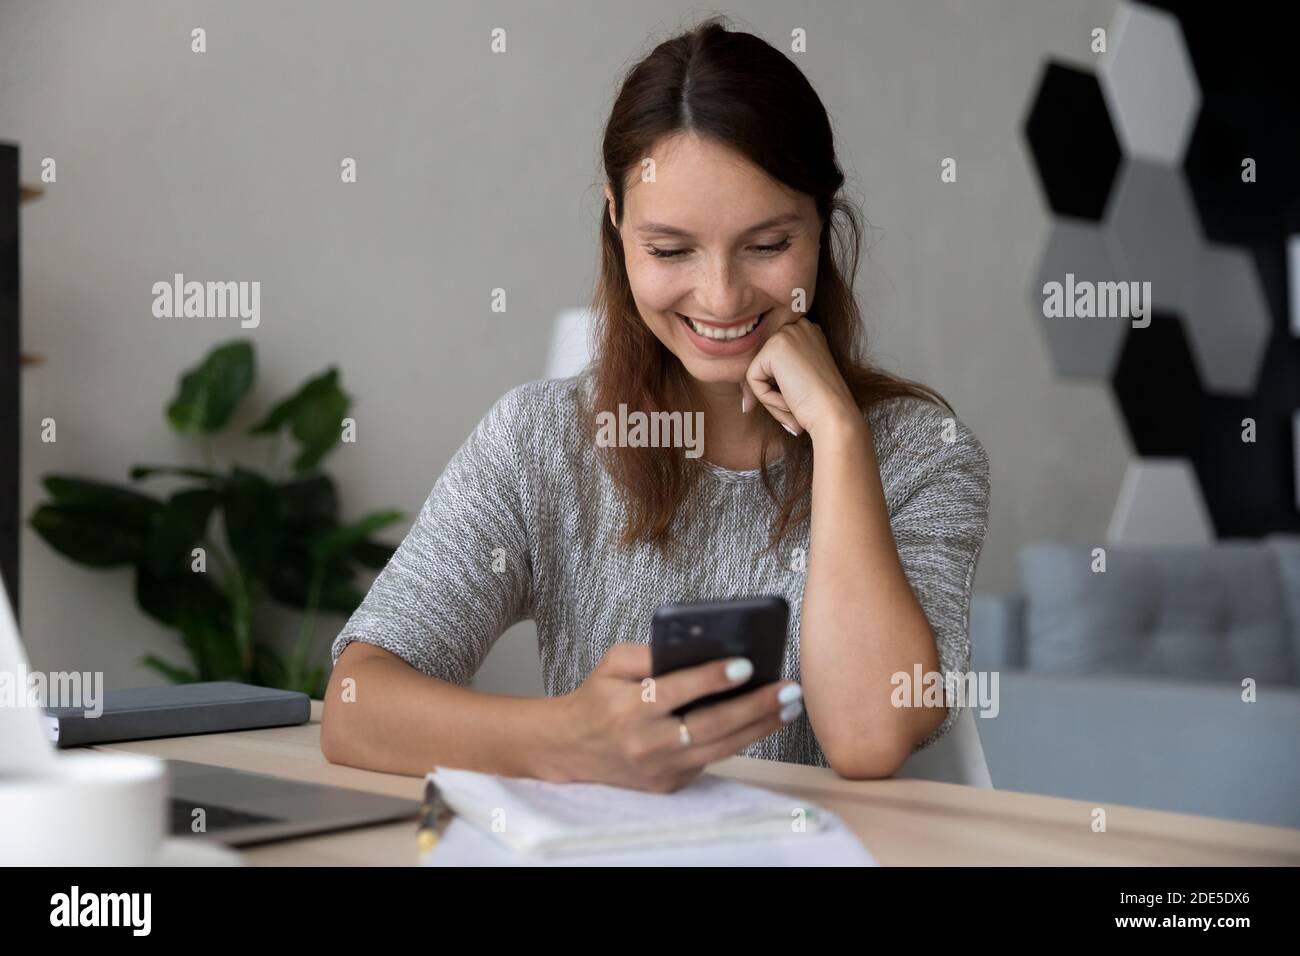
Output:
[693, 257, 752, 320]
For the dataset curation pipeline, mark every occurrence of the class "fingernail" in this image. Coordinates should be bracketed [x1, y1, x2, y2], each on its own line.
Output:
[725, 658, 753, 683]
[782, 423, 799, 436]
[777, 684, 803, 705]
[741, 395, 749, 414]
[780, 701, 803, 723]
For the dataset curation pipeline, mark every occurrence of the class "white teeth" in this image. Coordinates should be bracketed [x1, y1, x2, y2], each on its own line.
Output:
[682, 313, 763, 340]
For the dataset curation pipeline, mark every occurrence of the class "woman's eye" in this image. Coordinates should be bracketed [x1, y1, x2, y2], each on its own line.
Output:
[647, 245, 688, 259]
[646, 237, 792, 260]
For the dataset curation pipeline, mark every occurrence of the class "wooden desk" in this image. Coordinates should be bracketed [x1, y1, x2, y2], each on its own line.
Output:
[91, 701, 1300, 866]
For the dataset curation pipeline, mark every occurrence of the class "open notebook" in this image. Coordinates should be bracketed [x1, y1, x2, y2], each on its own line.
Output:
[426, 767, 876, 864]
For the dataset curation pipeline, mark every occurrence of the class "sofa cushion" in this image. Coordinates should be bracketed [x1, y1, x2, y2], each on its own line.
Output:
[970, 593, 1025, 672]
[1018, 541, 1298, 685]
[978, 671, 1300, 829]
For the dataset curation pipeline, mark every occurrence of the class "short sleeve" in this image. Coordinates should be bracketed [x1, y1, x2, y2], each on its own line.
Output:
[876, 397, 992, 751]
[329, 388, 534, 686]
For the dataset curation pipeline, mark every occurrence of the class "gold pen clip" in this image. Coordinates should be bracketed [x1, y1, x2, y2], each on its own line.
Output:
[417, 777, 454, 855]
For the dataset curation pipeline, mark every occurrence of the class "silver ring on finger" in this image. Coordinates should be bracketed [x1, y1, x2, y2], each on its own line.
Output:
[678, 718, 693, 747]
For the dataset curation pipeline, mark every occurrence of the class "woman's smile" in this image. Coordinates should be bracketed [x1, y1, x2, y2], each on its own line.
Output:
[675, 309, 772, 356]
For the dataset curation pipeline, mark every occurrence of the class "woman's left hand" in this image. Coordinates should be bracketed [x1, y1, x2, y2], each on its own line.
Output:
[740, 317, 861, 439]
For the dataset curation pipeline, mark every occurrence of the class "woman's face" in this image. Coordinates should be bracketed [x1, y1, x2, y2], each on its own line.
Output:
[607, 132, 822, 390]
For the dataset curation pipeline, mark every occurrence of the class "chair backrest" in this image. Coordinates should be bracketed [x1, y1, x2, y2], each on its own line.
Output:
[894, 706, 993, 788]
[544, 307, 595, 379]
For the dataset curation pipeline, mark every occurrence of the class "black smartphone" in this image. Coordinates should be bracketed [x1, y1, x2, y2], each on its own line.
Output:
[649, 595, 789, 717]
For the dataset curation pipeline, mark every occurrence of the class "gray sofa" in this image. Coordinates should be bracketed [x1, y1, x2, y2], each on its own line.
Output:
[970, 536, 1300, 829]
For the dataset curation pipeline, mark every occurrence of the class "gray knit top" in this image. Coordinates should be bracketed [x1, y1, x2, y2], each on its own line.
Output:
[330, 372, 991, 768]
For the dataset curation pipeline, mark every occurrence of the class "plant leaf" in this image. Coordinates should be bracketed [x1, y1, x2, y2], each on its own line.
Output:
[166, 340, 255, 435]
[276, 474, 338, 528]
[140, 654, 197, 684]
[130, 465, 221, 483]
[221, 467, 283, 583]
[352, 539, 397, 569]
[251, 643, 288, 688]
[310, 510, 403, 562]
[30, 504, 152, 567]
[42, 475, 163, 530]
[134, 564, 230, 629]
[135, 566, 239, 680]
[176, 602, 243, 681]
[248, 368, 351, 472]
[146, 488, 219, 577]
[266, 545, 362, 613]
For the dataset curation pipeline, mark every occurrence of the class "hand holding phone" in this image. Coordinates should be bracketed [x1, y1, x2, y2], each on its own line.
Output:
[554, 596, 799, 793]
[650, 596, 789, 716]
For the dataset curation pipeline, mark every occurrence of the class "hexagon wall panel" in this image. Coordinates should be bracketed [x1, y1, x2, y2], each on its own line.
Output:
[1024, 62, 1121, 221]
[1185, 243, 1272, 395]
[1030, 220, 1128, 379]
[1107, 459, 1213, 546]
[1025, 0, 1300, 538]
[1111, 312, 1205, 459]
[1099, 3, 1200, 164]
[1103, 158, 1202, 314]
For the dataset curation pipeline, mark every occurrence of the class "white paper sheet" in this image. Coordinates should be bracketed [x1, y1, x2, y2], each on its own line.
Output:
[423, 766, 877, 865]
[431, 766, 830, 853]
[422, 813, 877, 866]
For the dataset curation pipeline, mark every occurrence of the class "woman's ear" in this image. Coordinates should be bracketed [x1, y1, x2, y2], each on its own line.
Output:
[603, 184, 618, 230]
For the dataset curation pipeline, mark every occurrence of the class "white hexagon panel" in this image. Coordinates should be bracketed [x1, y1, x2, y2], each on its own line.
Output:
[1099, 2, 1201, 165]
[1107, 458, 1213, 546]
[1030, 219, 1129, 378]
[1104, 159, 1203, 315]
[1184, 244, 1273, 395]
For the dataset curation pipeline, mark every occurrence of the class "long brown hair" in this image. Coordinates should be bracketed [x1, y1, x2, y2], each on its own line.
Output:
[588, 15, 950, 553]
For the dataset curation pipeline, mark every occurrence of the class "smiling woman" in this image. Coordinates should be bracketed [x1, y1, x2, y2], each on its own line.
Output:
[322, 15, 991, 790]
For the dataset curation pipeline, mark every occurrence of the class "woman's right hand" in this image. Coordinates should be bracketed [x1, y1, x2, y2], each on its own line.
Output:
[553, 643, 804, 792]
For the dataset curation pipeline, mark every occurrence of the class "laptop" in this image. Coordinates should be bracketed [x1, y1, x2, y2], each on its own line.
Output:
[0, 575, 420, 847]
[162, 757, 419, 846]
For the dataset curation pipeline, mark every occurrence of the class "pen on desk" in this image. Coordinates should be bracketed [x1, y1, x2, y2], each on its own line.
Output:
[417, 776, 455, 855]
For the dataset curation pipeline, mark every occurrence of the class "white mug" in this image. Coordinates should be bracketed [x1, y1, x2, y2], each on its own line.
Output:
[0, 751, 167, 865]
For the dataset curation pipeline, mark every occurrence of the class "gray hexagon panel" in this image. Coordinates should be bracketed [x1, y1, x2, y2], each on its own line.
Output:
[1099, 2, 1201, 165]
[1103, 159, 1203, 314]
[1184, 244, 1273, 395]
[1030, 219, 1129, 379]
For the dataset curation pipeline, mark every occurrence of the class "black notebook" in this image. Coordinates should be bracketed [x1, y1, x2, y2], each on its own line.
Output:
[43, 681, 311, 748]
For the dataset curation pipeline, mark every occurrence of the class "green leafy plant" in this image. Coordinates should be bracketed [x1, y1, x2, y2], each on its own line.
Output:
[29, 339, 401, 698]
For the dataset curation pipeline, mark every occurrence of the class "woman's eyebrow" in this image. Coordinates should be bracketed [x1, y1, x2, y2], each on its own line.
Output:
[633, 212, 802, 239]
